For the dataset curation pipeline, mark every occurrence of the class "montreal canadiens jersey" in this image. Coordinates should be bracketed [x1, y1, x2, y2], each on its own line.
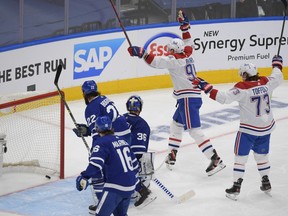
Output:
[144, 31, 201, 99]
[210, 67, 283, 136]
[123, 113, 150, 159]
[81, 134, 138, 196]
[85, 95, 130, 137]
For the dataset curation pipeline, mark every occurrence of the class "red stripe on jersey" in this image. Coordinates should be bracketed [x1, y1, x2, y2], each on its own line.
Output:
[240, 119, 275, 130]
[234, 77, 269, 89]
[184, 98, 191, 128]
[174, 89, 201, 94]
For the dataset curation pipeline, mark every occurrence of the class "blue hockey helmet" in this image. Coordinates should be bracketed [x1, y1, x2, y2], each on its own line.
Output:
[94, 116, 112, 133]
[82, 80, 98, 95]
[126, 95, 143, 112]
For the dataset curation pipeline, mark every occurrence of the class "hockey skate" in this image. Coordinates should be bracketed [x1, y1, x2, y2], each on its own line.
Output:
[260, 175, 272, 196]
[88, 205, 96, 215]
[225, 178, 243, 201]
[134, 185, 157, 208]
[206, 149, 226, 176]
[165, 149, 177, 170]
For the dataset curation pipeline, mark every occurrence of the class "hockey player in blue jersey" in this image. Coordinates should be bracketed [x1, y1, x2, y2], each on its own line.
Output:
[76, 115, 138, 216]
[124, 95, 156, 206]
[73, 80, 131, 142]
[73, 80, 131, 214]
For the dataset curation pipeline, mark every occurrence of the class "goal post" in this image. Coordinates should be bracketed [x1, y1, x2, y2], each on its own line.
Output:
[0, 91, 65, 179]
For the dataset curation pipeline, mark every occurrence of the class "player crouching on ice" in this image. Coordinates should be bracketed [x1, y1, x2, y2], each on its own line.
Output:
[76, 116, 138, 216]
[0, 133, 7, 177]
[192, 55, 283, 200]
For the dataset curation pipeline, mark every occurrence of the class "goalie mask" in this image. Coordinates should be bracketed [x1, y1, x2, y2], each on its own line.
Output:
[239, 63, 257, 77]
[167, 38, 184, 53]
[126, 95, 143, 112]
[94, 116, 112, 133]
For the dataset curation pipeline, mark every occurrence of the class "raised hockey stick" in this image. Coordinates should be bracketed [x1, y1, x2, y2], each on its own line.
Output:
[108, 0, 132, 47]
[277, 0, 287, 55]
[54, 64, 90, 154]
[153, 177, 195, 204]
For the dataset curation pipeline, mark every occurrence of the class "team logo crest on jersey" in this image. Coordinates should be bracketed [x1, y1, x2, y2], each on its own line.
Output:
[73, 38, 125, 79]
[144, 32, 181, 56]
[231, 88, 240, 95]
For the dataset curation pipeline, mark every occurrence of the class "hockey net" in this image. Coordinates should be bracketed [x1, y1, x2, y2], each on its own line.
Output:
[0, 91, 65, 179]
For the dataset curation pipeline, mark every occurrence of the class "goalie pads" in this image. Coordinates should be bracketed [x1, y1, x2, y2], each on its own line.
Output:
[0, 133, 7, 154]
[139, 152, 155, 181]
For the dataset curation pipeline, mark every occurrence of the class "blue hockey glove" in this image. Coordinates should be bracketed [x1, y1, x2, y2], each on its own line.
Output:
[76, 175, 89, 191]
[128, 46, 146, 58]
[73, 124, 91, 137]
[272, 55, 283, 70]
[178, 10, 190, 31]
[192, 77, 213, 94]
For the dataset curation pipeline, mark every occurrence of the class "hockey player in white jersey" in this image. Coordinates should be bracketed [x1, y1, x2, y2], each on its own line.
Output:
[127, 10, 225, 176]
[192, 55, 283, 200]
[0, 133, 7, 177]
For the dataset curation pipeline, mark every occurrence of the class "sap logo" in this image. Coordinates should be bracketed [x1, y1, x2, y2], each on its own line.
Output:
[73, 38, 125, 79]
[144, 32, 180, 56]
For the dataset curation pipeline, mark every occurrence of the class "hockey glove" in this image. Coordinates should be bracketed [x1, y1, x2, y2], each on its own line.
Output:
[272, 55, 283, 70]
[192, 77, 213, 94]
[76, 175, 89, 191]
[178, 10, 190, 31]
[73, 123, 91, 137]
[128, 46, 146, 58]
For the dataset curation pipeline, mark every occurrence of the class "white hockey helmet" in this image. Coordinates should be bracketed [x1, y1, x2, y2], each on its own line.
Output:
[238, 63, 257, 77]
[167, 38, 184, 53]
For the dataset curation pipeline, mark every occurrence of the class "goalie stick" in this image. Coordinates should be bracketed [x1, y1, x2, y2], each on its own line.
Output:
[277, 0, 287, 55]
[54, 64, 90, 154]
[153, 177, 195, 204]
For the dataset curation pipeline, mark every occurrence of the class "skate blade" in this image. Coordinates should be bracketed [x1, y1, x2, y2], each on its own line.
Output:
[207, 163, 226, 176]
[226, 193, 239, 201]
[136, 195, 157, 209]
[264, 190, 272, 197]
[165, 162, 175, 171]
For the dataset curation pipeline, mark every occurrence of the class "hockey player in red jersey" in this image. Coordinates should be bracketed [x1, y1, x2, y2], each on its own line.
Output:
[127, 10, 225, 176]
[192, 55, 283, 200]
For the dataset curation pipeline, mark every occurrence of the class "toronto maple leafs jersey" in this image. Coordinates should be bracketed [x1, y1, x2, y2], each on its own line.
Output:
[123, 113, 150, 159]
[144, 31, 201, 99]
[209, 67, 283, 136]
[81, 134, 138, 196]
[84, 95, 130, 138]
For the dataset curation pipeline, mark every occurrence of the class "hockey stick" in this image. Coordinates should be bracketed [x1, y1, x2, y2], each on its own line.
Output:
[153, 177, 195, 204]
[54, 64, 90, 154]
[277, 0, 287, 55]
[54, 65, 100, 205]
[108, 0, 132, 47]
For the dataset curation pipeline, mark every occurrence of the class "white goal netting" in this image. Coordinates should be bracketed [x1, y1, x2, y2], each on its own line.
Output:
[0, 91, 65, 179]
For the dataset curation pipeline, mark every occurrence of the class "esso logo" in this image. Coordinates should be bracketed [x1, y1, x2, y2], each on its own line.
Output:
[144, 32, 181, 57]
[148, 43, 169, 56]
